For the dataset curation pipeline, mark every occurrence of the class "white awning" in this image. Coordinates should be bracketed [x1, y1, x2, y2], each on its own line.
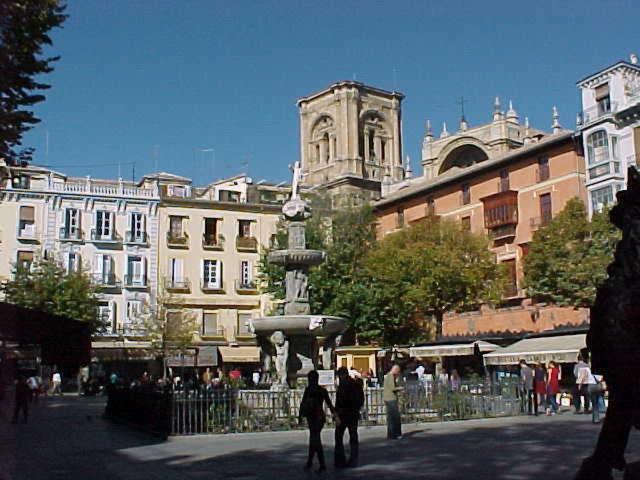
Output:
[410, 340, 499, 358]
[483, 334, 586, 366]
[218, 346, 260, 363]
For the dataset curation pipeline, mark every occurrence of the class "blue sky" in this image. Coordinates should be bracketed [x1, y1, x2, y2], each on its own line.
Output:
[24, 0, 640, 184]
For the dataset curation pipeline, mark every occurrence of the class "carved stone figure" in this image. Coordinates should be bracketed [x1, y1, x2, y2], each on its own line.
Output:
[270, 330, 289, 387]
[576, 167, 640, 479]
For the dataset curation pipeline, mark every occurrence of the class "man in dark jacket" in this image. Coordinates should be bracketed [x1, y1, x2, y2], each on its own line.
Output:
[12, 376, 30, 424]
[334, 367, 364, 468]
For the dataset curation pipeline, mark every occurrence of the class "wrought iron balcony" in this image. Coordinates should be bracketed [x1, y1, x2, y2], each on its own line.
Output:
[125, 230, 148, 245]
[59, 227, 83, 242]
[90, 229, 121, 245]
[167, 231, 189, 248]
[92, 273, 121, 289]
[200, 280, 224, 293]
[165, 277, 191, 292]
[235, 279, 258, 294]
[236, 236, 258, 252]
[17, 225, 39, 242]
[580, 101, 617, 126]
[124, 274, 148, 289]
[202, 233, 224, 250]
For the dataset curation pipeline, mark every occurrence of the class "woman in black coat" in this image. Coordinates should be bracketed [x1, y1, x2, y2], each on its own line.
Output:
[299, 370, 335, 473]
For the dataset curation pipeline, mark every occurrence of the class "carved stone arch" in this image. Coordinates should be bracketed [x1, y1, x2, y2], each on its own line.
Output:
[436, 137, 489, 175]
[310, 114, 335, 141]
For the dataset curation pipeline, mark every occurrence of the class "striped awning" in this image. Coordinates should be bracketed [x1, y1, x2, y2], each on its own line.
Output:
[483, 334, 586, 366]
[218, 346, 260, 363]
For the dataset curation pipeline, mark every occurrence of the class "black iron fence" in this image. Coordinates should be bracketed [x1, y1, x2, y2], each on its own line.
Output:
[105, 380, 521, 436]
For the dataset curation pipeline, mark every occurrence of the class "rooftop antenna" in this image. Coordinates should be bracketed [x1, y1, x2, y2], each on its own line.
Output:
[152, 145, 160, 173]
[241, 157, 249, 175]
[202, 148, 215, 181]
[117, 162, 121, 178]
[393, 67, 397, 91]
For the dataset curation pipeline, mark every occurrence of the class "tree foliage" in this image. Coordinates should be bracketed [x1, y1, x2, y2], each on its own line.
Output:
[1, 255, 102, 330]
[0, 0, 67, 163]
[523, 197, 620, 307]
[141, 288, 198, 377]
[366, 218, 506, 340]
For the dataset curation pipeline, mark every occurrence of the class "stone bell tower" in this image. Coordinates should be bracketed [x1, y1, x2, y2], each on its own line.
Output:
[297, 81, 405, 202]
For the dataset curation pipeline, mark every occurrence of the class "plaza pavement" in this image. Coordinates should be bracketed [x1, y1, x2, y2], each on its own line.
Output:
[1, 395, 640, 480]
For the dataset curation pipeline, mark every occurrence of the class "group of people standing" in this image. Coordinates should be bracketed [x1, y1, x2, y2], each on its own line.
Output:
[519, 355, 606, 423]
[298, 364, 404, 473]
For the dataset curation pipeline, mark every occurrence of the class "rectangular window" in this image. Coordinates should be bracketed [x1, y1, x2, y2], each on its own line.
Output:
[126, 300, 142, 323]
[238, 312, 253, 336]
[461, 183, 471, 205]
[538, 157, 550, 182]
[240, 260, 252, 287]
[18, 206, 36, 238]
[595, 83, 611, 115]
[169, 216, 183, 237]
[238, 220, 252, 238]
[130, 212, 145, 241]
[396, 208, 405, 228]
[204, 218, 218, 245]
[16, 251, 34, 271]
[67, 252, 81, 273]
[219, 190, 241, 203]
[426, 196, 435, 217]
[461, 216, 471, 232]
[94, 254, 113, 284]
[203, 259, 221, 289]
[127, 256, 145, 286]
[202, 311, 219, 336]
[96, 211, 112, 238]
[540, 193, 552, 224]
[499, 169, 510, 192]
[64, 208, 81, 237]
[591, 185, 614, 213]
[168, 185, 187, 197]
[168, 257, 184, 286]
[503, 259, 518, 297]
[98, 303, 114, 333]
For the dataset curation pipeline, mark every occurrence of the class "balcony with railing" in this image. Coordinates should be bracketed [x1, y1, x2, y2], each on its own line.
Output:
[481, 190, 518, 242]
[17, 224, 39, 242]
[236, 236, 258, 252]
[201, 280, 224, 293]
[580, 101, 618, 126]
[165, 277, 191, 292]
[235, 279, 258, 295]
[124, 274, 148, 289]
[203, 233, 224, 251]
[59, 227, 83, 242]
[92, 273, 121, 290]
[91, 229, 121, 245]
[167, 231, 189, 248]
[125, 230, 148, 246]
[50, 180, 157, 198]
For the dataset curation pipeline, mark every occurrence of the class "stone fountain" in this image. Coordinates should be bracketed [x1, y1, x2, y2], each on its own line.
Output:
[250, 161, 347, 389]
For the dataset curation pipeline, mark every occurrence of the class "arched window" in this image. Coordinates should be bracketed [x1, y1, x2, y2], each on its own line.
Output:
[586, 130, 609, 165]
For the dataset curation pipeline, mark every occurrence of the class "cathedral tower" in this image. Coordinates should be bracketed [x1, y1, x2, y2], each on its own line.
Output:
[297, 81, 405, 202]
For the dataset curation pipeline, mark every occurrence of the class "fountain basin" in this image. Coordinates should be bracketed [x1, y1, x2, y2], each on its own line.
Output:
[267, 249, 325, 267]
[250, 315, 347, 337]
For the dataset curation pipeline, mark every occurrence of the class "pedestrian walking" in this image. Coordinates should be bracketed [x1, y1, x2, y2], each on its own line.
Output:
[50, 371, 63, 397]
[575, 359, 593, 414]
[334, 367, 364, 468]
[519, 359, 537, 415]
[586, 368, 606, 424]
[534, 362, 547, 414]
[12, 376, 30, 424]
[573, 354, 590, 413]
[450, 369, 461, 392]
[383, 364, 403, 440]
[546, 361, 561, 415]
[298, 370, 335, 474]
[26, 375, 39, 403]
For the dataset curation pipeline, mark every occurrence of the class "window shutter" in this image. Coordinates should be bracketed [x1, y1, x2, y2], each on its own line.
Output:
[104, 255, 112, 275]
[595, 83, 610, 100]
[168, 258, 174, 282]
[94, 254, 104, 276]
[142, 257, 147, 284]
[110, 301, 117, 333]
[127, 212, 133, 235]
[216, 260, 222, 288]
[141, 213, 146, 236]
[175, 258, 183, 280]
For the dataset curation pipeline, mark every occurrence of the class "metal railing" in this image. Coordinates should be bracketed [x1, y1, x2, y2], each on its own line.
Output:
[104, 380, 522, 436]
[235, 279, 258, 293]
[201, 280, 224, 293]
[236, 236, 258, 252]
[125, 231, 148, 244]
[165, 277, 191, 291]
[203, 233, 224, 250]
[124, 274, 148, 288]
[580, 101, 617, 125]
[59, 227, 83, 241]
[93, 273, 121, 288]
[91, 229, 121, 243]
[167, 231, 189, 247]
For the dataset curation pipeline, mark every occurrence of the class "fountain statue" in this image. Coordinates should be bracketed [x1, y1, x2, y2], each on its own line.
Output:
[250, 161, 347, 389]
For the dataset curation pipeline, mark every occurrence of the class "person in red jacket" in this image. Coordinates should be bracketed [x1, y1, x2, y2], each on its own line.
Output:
[546, 361, 561, 415]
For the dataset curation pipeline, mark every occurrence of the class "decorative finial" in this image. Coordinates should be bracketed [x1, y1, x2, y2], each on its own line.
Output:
[425, 120, 433, 140]
[459, 116, 468, 132]
[440, 122, 450, 138]
[506, 100, 519, 123]
[493, 96, 502, 121]
[523, 116, 532, 144]
[552, 106, 562, 133]
[405, 155, 413, 178]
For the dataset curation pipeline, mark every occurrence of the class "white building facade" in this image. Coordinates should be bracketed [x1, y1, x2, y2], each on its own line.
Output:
[576, 54, 640, 216]
[0, 165, 160, 348]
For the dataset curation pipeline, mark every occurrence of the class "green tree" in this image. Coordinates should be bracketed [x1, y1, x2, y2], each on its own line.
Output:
[0, 0, 67, 163]
[1, 255, 102, 330]
[365, 218, 506, 340]
[523, 197, 619, 307]
[141, 289, 198, 379]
